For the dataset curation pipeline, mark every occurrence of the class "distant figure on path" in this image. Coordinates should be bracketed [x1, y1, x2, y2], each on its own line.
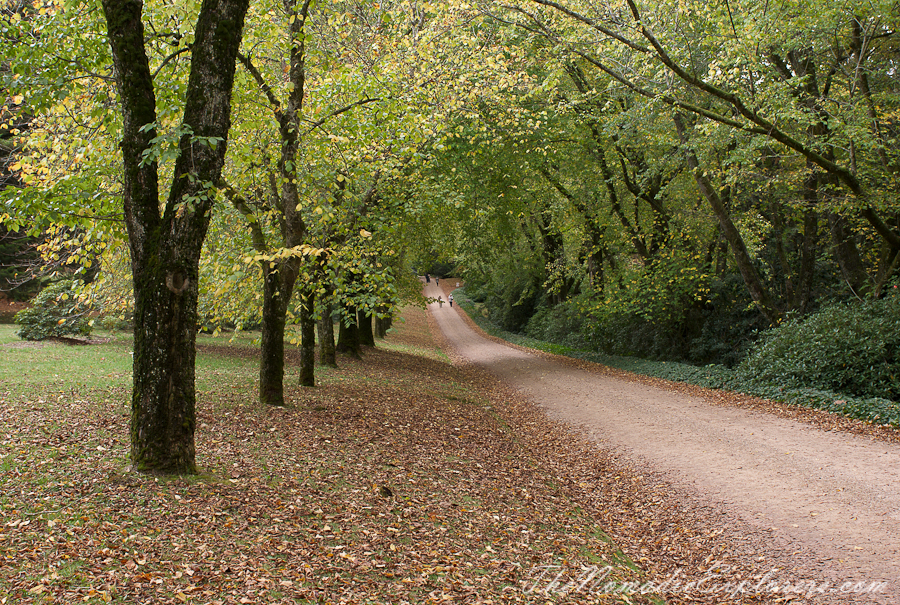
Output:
[438, 296, 444, 308]
[435, 277, 439, 286]
[449, 294, 454, 307]
[425, 274, 430, 283]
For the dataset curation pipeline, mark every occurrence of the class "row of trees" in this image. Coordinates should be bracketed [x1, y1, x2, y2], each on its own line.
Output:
[418, 0, 898, 363]
[1, 0, 481, 473]
[3, 0, 897, 471]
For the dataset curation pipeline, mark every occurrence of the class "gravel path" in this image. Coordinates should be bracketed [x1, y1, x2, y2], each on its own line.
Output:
[425, 281, 900, 604]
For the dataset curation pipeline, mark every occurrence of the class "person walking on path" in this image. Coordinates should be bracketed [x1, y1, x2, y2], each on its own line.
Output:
[435, 277, 439, 286]
[449, 294, 454, 307]
[438, 296, 444, 308]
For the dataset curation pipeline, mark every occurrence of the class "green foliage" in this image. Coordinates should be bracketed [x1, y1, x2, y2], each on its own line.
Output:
[524, 300, 587, 349]
[736, 293, 900, 401]
[78, 242, 134, 328]
[582, 267, 761, 366]
[465, 267, 544, 333]
[591, 245, 713, 326]
[424, 260, 457, 279]
[14, 279, 91, 341]
[96, 314, 131, 332]
[0, 226, 40, 301]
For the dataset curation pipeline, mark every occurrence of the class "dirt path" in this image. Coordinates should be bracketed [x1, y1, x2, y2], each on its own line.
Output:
[424, 281, 900, 603]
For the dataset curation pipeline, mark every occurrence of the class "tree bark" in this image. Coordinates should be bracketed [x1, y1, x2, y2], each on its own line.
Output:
[258, 262, 296, 406]
[797, 204, 819, 314]
[317, 301, 337, 367]
[537, 165, 608, 293]
[359, 312, 375, 347]
[298, 288, 316, 387]
[827, 212, 869, 296]
[374, 307, 392, 339]
[336, 306, 362, 358]
[102, 0, 249, 474]
[236, 0, 312, 403]
[674, 114, 782, 324]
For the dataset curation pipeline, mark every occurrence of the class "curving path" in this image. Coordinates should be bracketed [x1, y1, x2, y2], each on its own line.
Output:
[424, 281, 900, 603]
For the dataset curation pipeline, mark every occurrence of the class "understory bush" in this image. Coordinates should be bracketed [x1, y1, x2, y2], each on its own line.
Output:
[462, 257, 544, 333]
[14, 279, 92, 341]
[524, 301, 588, 349]
[736, 292, 900, 401]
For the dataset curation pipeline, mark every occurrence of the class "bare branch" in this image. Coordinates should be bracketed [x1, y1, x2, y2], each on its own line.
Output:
[302, 97, 382, 136]
[152, 46, 191, 80]
[237, 52, 281, 110]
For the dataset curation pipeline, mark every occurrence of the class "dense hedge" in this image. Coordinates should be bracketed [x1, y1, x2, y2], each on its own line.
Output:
[736, 292, 900, 401]
[15, 280, 92, 341]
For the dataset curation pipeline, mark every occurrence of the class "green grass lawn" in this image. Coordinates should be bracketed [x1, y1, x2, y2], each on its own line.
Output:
[0, 325, 133, 398]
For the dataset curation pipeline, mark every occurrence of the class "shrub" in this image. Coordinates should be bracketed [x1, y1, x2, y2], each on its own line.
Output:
[524, 300, 587, 349]
[97, 314, 132, 332]
[736, 292, 900, 401]
[14, 280, 92, 341]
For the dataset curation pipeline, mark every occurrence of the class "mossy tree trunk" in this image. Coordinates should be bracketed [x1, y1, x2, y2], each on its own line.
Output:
[258, 261, 298, 406]
[336, 306, 362, 359]
[101, 0, 250, 474]
[317, 301, 337, 367]
[298, 288, 316, 387]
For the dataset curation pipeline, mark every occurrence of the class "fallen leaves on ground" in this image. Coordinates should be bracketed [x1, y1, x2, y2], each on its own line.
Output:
[0, 307, 852, 604]
[1, 310, 660, 604]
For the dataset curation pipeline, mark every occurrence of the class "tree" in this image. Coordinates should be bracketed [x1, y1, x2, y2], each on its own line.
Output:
[101, 0, 250, 473]
[516, 0, 900, 293]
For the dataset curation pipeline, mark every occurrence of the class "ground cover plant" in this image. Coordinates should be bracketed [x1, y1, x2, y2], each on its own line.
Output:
[0, 311, 667, 604]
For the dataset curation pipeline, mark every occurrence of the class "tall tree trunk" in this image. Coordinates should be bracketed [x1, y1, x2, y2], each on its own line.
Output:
[237, 0, 312, 403]
[359, 312, 375, 347]
[317, 302, 337, 367]
[827, 212, 869, 296]
[298, 288, 316, 387]
[374, 307, 392, 339]
[675, 114, 782, 324]
[796, 207, 819, 314]
[130, 256, 200, 473]
[537, 164, 608, 293]
[102, 0, 250, 473]
[336, 306, 362, 358]
[258, 262, 296, 406]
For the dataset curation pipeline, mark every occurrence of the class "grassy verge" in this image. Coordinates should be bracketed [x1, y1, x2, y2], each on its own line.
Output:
[0, 313, 663, 604]
[453, 289, 900, 427]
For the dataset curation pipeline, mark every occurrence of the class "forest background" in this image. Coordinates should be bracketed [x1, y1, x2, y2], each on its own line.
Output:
[1, 0, 899, 471]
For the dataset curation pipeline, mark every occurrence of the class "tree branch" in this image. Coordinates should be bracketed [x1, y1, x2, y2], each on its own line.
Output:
[302, 97, 382, 136]
[237, 52, 281, 110]
[152, 46, 192, 80]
